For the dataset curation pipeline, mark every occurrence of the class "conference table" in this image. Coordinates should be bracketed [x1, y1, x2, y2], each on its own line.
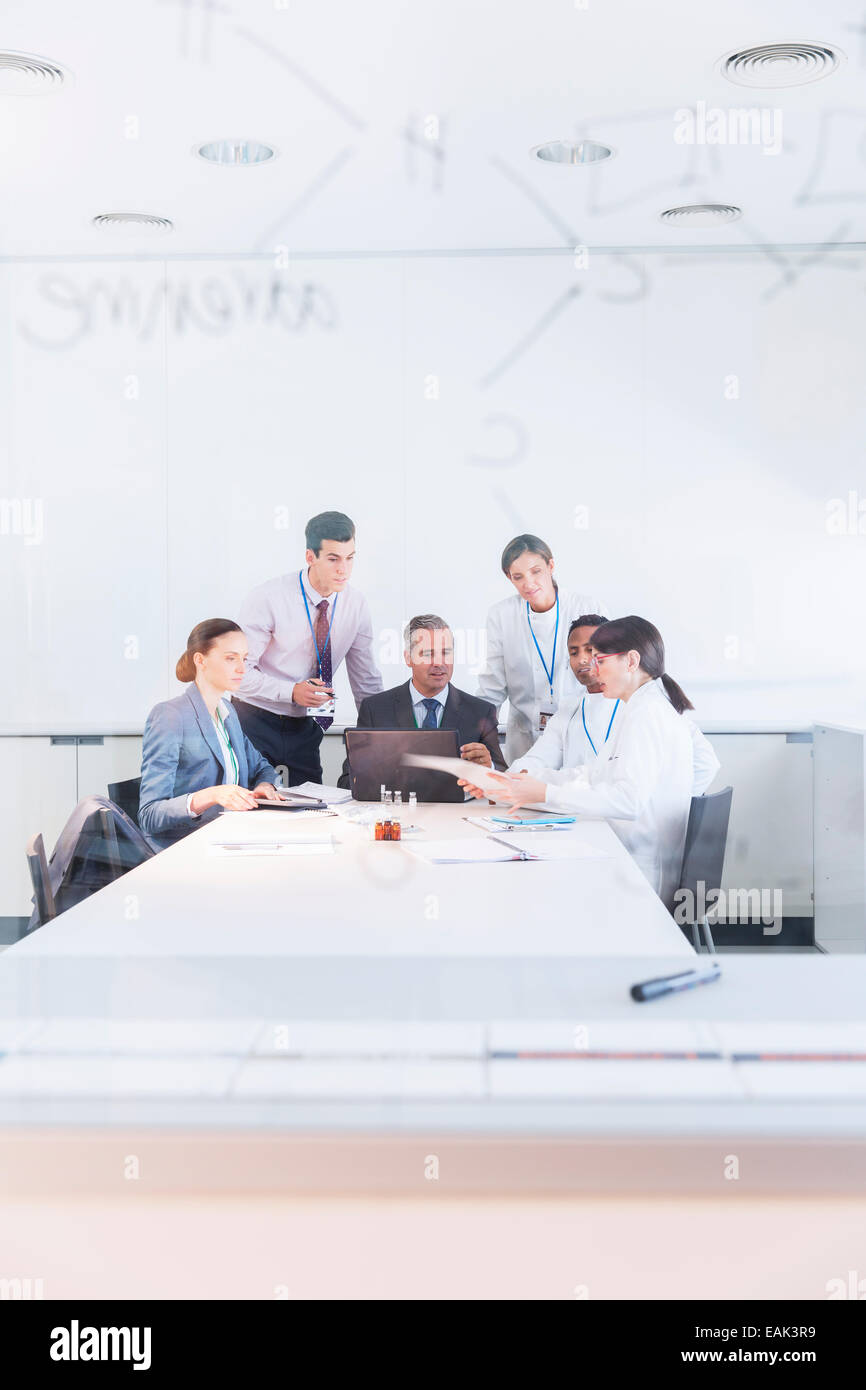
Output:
[8, 800, 692, 960]
[3, 802, 866, 1298]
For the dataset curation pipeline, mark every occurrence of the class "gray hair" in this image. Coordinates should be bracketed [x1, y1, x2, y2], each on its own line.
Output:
[403, 613, 451, 650]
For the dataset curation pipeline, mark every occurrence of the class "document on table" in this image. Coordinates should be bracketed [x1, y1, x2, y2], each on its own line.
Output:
[499, 833, 611, 861]
[407, 839, 527, 864]
[208, 842, 335, 858]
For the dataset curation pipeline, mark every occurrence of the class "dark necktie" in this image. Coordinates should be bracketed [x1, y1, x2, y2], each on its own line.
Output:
[421, 698, 440, 730]
[314, 599, 333, 731]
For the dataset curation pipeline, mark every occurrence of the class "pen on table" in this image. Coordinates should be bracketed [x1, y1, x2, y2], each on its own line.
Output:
[630, 962, 721, 1003]
[486, 834, 536, 861]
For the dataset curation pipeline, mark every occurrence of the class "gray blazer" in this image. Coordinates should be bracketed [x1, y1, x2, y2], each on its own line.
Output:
[139, 684, 279, 850]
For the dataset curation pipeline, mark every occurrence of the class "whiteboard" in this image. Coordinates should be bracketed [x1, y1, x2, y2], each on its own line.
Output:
[2, 249, 865, 731]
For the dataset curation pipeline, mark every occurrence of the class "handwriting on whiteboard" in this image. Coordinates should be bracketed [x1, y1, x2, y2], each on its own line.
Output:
[16, 273, 339, 350]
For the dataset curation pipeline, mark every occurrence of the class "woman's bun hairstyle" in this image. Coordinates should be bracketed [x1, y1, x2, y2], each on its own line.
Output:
[175, 650, 197, 683]
[176, 619, 243, 685]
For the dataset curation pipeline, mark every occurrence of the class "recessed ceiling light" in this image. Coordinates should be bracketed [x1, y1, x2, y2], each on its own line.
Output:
[659, 203, 743, 229]
[530, 139, 614, 165]
[720, 42, 843, 88]
[92, 213, 174, 232]
[195, 140, 276, 166]
[0, 50, 70, 94]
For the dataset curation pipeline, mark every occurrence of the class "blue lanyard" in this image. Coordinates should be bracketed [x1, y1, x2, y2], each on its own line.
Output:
[299, 570, 338, 677]
[581, 696, 620, 756]
[525, 592, 559, 702]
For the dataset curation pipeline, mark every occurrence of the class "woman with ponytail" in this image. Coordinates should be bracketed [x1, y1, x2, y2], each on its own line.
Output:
[460, 616, 698, 909]
[139, 619, 282, 850]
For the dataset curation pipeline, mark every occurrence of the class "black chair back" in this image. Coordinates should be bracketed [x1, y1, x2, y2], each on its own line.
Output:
[677, 787, 733, 951]
[108, 777, 142, 827]
[26, 796, 154, 933]
[25, 832, 56, 928]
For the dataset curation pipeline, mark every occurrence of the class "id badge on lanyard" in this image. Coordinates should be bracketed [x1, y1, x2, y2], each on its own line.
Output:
[527, 594, 559, 734]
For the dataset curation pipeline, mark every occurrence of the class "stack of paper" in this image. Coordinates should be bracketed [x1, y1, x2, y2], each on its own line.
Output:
[290, 781, 353, 805]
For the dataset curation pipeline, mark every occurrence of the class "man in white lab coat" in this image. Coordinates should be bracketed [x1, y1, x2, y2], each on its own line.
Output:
[509, 616, 720, 796]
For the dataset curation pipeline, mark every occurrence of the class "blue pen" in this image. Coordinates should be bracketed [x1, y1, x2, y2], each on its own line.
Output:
[630, 962, 721, 1003]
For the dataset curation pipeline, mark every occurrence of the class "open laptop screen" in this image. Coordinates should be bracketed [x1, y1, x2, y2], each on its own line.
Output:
[344, 728, 462, 803]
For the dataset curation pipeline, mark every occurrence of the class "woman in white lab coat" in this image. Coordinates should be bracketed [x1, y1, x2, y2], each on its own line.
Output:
[463, 616, 695, 911]
[476, 534, 607, 762]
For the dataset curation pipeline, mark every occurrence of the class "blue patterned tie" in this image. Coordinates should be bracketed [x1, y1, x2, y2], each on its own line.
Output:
[421, 698, 440, 729]
[314, 599, 333, 731]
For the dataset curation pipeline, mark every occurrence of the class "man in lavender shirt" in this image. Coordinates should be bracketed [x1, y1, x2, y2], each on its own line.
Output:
[233, 511, 383, 785]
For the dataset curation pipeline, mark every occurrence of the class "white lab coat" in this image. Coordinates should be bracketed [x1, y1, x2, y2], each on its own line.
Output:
[477, 588, 608, 762]
[510, 691, 720, 796]
[535, 680, 696, 911]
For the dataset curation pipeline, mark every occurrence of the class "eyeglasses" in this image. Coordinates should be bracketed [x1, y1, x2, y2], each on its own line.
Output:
[588, 652, 627, 669]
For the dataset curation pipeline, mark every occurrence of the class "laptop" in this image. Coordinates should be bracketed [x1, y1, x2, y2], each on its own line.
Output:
[344, 728, 463, 803]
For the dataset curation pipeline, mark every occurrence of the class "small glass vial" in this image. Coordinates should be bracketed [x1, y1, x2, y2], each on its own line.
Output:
[391, 819, 402, 841]
[374, 820, 384, 841]
[408, 791, 417, 814]
[382, 789, 393, 808]
[383, 819, 392, 840]
[393, 790, 402, 809]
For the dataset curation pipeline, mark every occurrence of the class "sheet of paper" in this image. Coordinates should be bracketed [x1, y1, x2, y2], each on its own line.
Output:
[208, 842, 335, 858]
[402, 752, 510, 797]
[503, 833, 611, 861]
[26, 1019, 266, 1055]
[490, 1059, 744, 1099]
[407, 838, 525, 864]
[713, 1021, 866, 1059]
[233, 1059, 486, 1099]
[0, 1055, 236, 1098]
[737, 1062, 866, 1099]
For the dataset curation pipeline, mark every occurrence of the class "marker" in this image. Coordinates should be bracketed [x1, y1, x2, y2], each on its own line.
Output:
[630, 962, 721, 1003]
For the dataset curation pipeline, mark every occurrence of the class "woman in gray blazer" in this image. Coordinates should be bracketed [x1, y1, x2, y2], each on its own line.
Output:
[139, 619, 282, 850]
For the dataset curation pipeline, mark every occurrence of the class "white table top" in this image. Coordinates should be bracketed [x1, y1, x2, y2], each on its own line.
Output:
[10, 803, 693, 961]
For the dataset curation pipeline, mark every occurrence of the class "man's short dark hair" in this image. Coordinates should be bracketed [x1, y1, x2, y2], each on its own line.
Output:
[404, 614, 450, 649]
[305, 511, 355, 555]
[568, 614, 607, 638]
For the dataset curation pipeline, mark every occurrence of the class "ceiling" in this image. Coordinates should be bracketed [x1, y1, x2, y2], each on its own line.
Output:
[2, 0, 865, 258]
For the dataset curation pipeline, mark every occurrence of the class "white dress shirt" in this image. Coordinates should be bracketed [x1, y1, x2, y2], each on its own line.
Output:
[531, 679, 696, 910]
[186, 699, 238, 818]
[409, 681, 449, 728]
[476, 587, 609, 763]
[236, 569, 383, 717]
[510, 690, 720, 796]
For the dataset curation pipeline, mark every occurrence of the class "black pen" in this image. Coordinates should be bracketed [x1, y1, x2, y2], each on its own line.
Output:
[630, 962, 721, 1003]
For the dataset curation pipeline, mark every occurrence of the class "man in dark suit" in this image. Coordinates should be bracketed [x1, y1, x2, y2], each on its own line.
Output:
[339, 613, 506, 788]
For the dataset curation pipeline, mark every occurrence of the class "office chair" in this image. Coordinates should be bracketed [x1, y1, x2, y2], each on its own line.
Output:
[676, 786, 733, 953]
[107, 776, 142, 828]
[25, 796, 154, 933]
[25, 832, 57, 928]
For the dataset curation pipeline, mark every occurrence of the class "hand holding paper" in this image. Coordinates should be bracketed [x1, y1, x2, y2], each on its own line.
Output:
[402, 752, 536, 804]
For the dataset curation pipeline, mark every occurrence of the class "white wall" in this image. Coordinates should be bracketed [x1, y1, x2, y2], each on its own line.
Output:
[2, 248, 865, 732]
